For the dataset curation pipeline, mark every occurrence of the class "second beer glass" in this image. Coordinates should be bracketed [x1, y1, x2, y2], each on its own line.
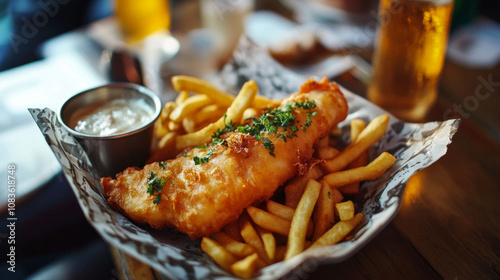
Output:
[114, 0, 171, 43]
[367, 0, 454, 121]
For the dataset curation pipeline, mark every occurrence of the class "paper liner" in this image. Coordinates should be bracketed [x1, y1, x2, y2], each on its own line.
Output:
[30, 36, 459, 279]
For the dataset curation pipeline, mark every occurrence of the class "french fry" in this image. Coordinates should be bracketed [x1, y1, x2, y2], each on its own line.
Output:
[148, 132, 177, 163]
[312, 181, 342, 241]
[335, 200, 355, 221]
[266, 200, 295, 220]
[239, 213, 271, 264]
[201, 237, 237, 272]
[175, 90, 190, 104]
[182, 117, 196, 133]
[347, 149, 369, 169]
[175, 80, 258, 149]
[181, 104, 227, 133]
[157, 131, 177, 149]
[310, 213, 363, 248]
[169, 94, 212, 122]
[230, 253, 259, 279]
[324, 152, 396, 188]
[285, 179, 322, 260]
[265, 201, 314, 237]
[159, 101, 176, 125]
[246, 206, 290, 236]
[322, 114, 390, 173]
[211, 232, 255, 259]
[338, 119, 369, 195]
[349, 119, 366, 142]
[255, 226, 276, 262]
[337, 150, 369, 195]
[172, 75, 279, 108]
[285, 165, 324, 208]
[154, 120, 168, 138]
[252, 95, 281, 109]
[154, 101, 176, 138]
[167, 120, 182, 132]
[317, 146, 340, 160]
[241, 107, 258, 122]
[194, 104, 227, 124]
[172, 75, 235, 107]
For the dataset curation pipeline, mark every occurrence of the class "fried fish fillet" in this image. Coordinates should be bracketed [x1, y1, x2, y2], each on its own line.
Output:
[101, 79, 348, 239]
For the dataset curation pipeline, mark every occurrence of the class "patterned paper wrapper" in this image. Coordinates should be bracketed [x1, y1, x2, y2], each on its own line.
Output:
[30, 36, 459, 280]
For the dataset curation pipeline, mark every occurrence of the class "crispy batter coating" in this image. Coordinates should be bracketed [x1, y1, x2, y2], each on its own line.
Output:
[101, 83, 348, 239]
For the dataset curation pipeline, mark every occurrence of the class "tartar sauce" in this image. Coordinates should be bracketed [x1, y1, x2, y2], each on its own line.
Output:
[70, 98, 155, 136]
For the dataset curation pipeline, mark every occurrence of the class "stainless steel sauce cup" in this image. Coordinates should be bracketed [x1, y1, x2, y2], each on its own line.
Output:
[59, 83, 162, 177]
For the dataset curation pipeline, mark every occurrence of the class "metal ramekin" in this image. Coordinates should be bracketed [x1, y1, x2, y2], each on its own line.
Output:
[59, 83, 162, 177]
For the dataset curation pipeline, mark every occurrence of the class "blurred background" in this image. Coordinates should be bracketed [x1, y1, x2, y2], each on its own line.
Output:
[1, 0, 498, 72]
[0, 0, 499, 279]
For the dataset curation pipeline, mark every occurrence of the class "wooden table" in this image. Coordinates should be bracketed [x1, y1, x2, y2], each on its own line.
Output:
[112, 1, 500, 279]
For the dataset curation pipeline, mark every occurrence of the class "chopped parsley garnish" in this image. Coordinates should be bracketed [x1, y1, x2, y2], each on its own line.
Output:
[263, 138, 275, 157]
[303, 111, 318, 131]
[159, 161, 167, 170]
[211, 138, 227, 146]
[195, 144, 209, 149]
[293, 100, 317, 110]
[215, 100, 317, 157]
[193, 148, 214, 165]
[147, 171, 166, 205]
[192, 99, 317, 161]
[212, 114, 236, 139]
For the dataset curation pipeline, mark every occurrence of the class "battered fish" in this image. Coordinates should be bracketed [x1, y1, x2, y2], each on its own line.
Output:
[101, 79, 348, 239]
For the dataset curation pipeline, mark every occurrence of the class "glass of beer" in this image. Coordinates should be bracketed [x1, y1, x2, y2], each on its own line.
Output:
[114, 0, 171, 43]
[367, 0, 454, 121]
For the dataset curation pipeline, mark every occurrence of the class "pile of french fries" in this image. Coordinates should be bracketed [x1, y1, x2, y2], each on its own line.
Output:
[153, 76, 396, 278]
[149, 75, 280, 162]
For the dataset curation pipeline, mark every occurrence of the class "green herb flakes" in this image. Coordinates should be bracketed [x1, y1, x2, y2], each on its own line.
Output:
[193, 149, 214, 165]
[207, 99, 317, 157]
[147, 171, 166, 204]
[159, 161, 167, 170]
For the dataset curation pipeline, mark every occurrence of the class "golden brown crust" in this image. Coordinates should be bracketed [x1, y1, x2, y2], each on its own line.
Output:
[299, 77, 341, 95]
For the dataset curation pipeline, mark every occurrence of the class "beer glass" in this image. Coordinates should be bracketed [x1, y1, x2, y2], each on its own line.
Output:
[114, 0, 171, 43]
[367, 0, 454, 121]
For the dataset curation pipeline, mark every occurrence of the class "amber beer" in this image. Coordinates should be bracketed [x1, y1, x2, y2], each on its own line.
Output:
[115, 0, 170, 43]
[367, 0, 453, 121]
